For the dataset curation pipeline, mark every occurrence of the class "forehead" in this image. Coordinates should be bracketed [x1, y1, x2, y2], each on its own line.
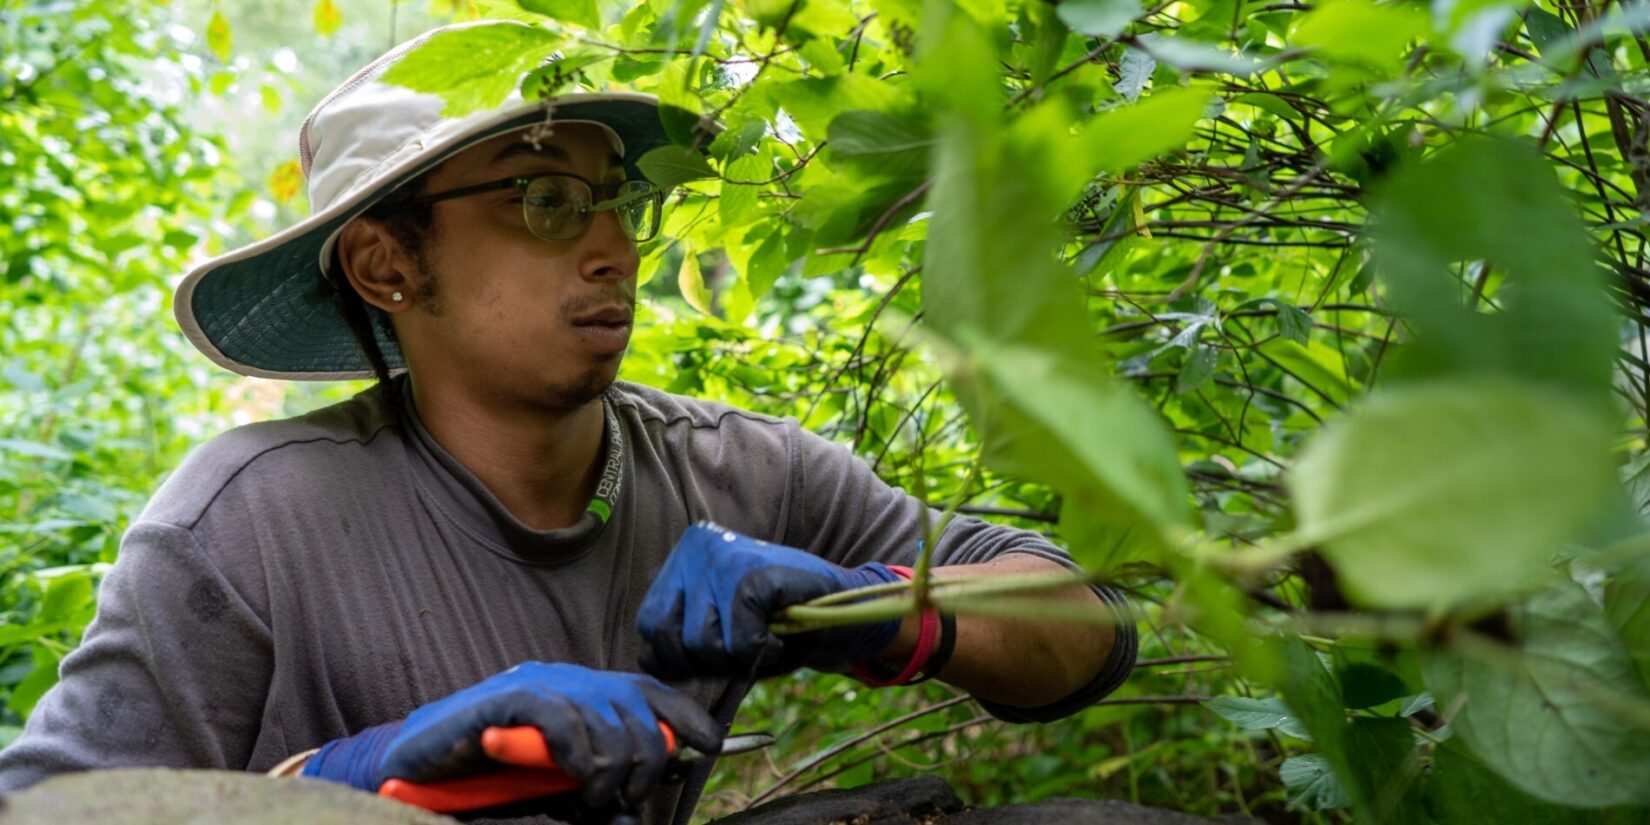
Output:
[434, 123, 624, 183]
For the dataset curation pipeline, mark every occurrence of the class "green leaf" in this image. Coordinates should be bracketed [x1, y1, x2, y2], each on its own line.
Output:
[1523, 7, 1572, 55]
[708, 119, 767, 161]
[379, 22, 562, 117]
[1337, 662, 1408, 709]
[519, 0, 601, 28]
[826, 109, 933, 181]
[1276, 639, 1425, 821]
[206, 11, 233, 62]
[6, 647, 61, 718]
[797, 37, 847, 76]
[1281, 753, 1349, 810]
[1256, 338, 1356, 405]
[0, 439, 72, 461]
[1293, 0, 1429, 71]
[638, 145, 717, 190]
[1055, 0, 1141, 38]
[1114, 47, 1156, 101]
[1399, 693, 1434, 717]
[1026, 0, 1070, 87]
[1605, 553, 1650, 689]
[1422, 580, 1650, 807]
[743, 226, 792, 301]
[1203, 695, 1313, 739]
[40, 572, 93, 623]
[1426, 740, 1603, 825]
[719, 154, 767, 226]
[1176, 345, 1216, 394]
[767, 75, 906, 138]
[1272, 300, 1311, 345]
[1292, 380, 1620, 609]
[1136, 34, 1263, 75]
[1078, 87, 1210, 174]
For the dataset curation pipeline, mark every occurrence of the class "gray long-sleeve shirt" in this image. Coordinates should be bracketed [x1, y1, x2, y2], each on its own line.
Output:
[0, 376, 1135, 823]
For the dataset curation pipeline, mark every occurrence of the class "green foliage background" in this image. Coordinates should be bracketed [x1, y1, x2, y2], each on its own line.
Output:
[5, 0, 1650, 822]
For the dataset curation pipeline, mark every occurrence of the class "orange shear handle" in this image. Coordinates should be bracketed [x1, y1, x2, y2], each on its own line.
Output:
[377, 723, 677, 814]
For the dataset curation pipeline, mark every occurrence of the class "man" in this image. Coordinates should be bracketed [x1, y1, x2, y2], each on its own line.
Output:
[0, 19, 1136, 825]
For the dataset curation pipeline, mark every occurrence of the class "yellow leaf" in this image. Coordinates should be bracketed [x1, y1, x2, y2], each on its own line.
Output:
[313, 0, 342, 37]
[723, 273, 754, 324]
[207, 10, 232, 62]
[268, 160, 303, 205]
[678, 251, 713, 315]
[1131, 189, 1151, 238]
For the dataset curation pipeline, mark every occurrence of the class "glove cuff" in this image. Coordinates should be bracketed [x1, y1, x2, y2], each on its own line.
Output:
[835, 561, 904, 663]
[300, 719, 404, 792]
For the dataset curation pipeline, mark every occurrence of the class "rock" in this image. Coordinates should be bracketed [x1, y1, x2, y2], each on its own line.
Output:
[0, 769, 459, 825]
[707, 776, 965, 825]
[946, 798, 1252, 824]
[708, 780, 1256, 825]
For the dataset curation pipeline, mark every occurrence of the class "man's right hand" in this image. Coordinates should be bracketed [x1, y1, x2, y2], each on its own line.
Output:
[299, 662, 722, 812]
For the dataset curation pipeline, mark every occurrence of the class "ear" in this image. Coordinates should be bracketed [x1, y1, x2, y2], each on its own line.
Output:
[336, 217, 419, 313]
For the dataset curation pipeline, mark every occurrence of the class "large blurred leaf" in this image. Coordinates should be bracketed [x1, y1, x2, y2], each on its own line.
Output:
[1422, 580, 1650, 807]
[1056, 0, 1141, 38]
[1078, 87, 1211, 175]
[1291, 380, 1620, 609]
[918, 15, 1190, 562]
[1425, 740, 1610, 825]
[1370, 136, 1616, 408]
[380, 22, 562, 116]
[826, 109, 933, 181]
[946, 336, 1193, 567]
[1292, 0, 1429, 71]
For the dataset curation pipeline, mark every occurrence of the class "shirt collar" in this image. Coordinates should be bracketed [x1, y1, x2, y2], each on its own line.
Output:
[393, 375, 625, 565]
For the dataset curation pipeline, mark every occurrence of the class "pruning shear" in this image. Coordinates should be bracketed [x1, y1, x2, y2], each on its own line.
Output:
[378, 724, 775, 814]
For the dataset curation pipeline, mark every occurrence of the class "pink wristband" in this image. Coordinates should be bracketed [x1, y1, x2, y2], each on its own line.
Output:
[852, 566, 940, 687]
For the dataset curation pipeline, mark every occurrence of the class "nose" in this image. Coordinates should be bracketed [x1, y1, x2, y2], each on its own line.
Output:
[578, 207, 640, 284]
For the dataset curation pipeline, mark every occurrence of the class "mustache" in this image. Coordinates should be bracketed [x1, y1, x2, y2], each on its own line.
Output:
[560, 294, 636, 320]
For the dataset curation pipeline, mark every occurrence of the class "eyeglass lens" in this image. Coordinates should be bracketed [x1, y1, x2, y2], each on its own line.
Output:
[523, 176, 660, 243]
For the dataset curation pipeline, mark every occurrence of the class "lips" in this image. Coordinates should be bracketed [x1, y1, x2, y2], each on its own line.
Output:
[570, 304, 634, 354]
[570, 304, 634, 327]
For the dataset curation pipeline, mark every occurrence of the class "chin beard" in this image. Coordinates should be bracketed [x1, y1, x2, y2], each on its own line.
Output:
[543, 365, 617, 410]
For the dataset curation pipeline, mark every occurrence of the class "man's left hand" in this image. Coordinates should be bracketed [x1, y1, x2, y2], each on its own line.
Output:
[637, 523, 901, 679]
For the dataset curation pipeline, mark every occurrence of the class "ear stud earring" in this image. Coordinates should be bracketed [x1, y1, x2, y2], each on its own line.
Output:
[391, 291, 404, 303]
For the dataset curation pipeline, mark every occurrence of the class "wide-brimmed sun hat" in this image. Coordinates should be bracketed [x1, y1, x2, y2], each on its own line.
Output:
[175, 19, 698, 380]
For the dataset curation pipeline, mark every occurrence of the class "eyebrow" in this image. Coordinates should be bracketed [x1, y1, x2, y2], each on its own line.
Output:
[489, 141, 624, 171]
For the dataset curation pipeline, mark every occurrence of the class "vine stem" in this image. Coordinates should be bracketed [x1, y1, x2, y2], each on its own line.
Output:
[770, 568, 1099, 633]
[913, 457, 985, 612]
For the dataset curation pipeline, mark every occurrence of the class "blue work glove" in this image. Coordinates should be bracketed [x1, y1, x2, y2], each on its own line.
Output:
[300, 662, 722, 811]
[637, 522, 903, 680]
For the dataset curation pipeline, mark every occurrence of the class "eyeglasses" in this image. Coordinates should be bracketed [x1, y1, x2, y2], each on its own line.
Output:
[389, 172, 663, 243]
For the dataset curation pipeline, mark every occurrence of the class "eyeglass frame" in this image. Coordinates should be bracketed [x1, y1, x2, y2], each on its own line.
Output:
[381, 171, 665, 243]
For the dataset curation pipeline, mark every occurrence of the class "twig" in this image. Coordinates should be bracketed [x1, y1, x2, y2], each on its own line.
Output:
[747, 694, 975, 807]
